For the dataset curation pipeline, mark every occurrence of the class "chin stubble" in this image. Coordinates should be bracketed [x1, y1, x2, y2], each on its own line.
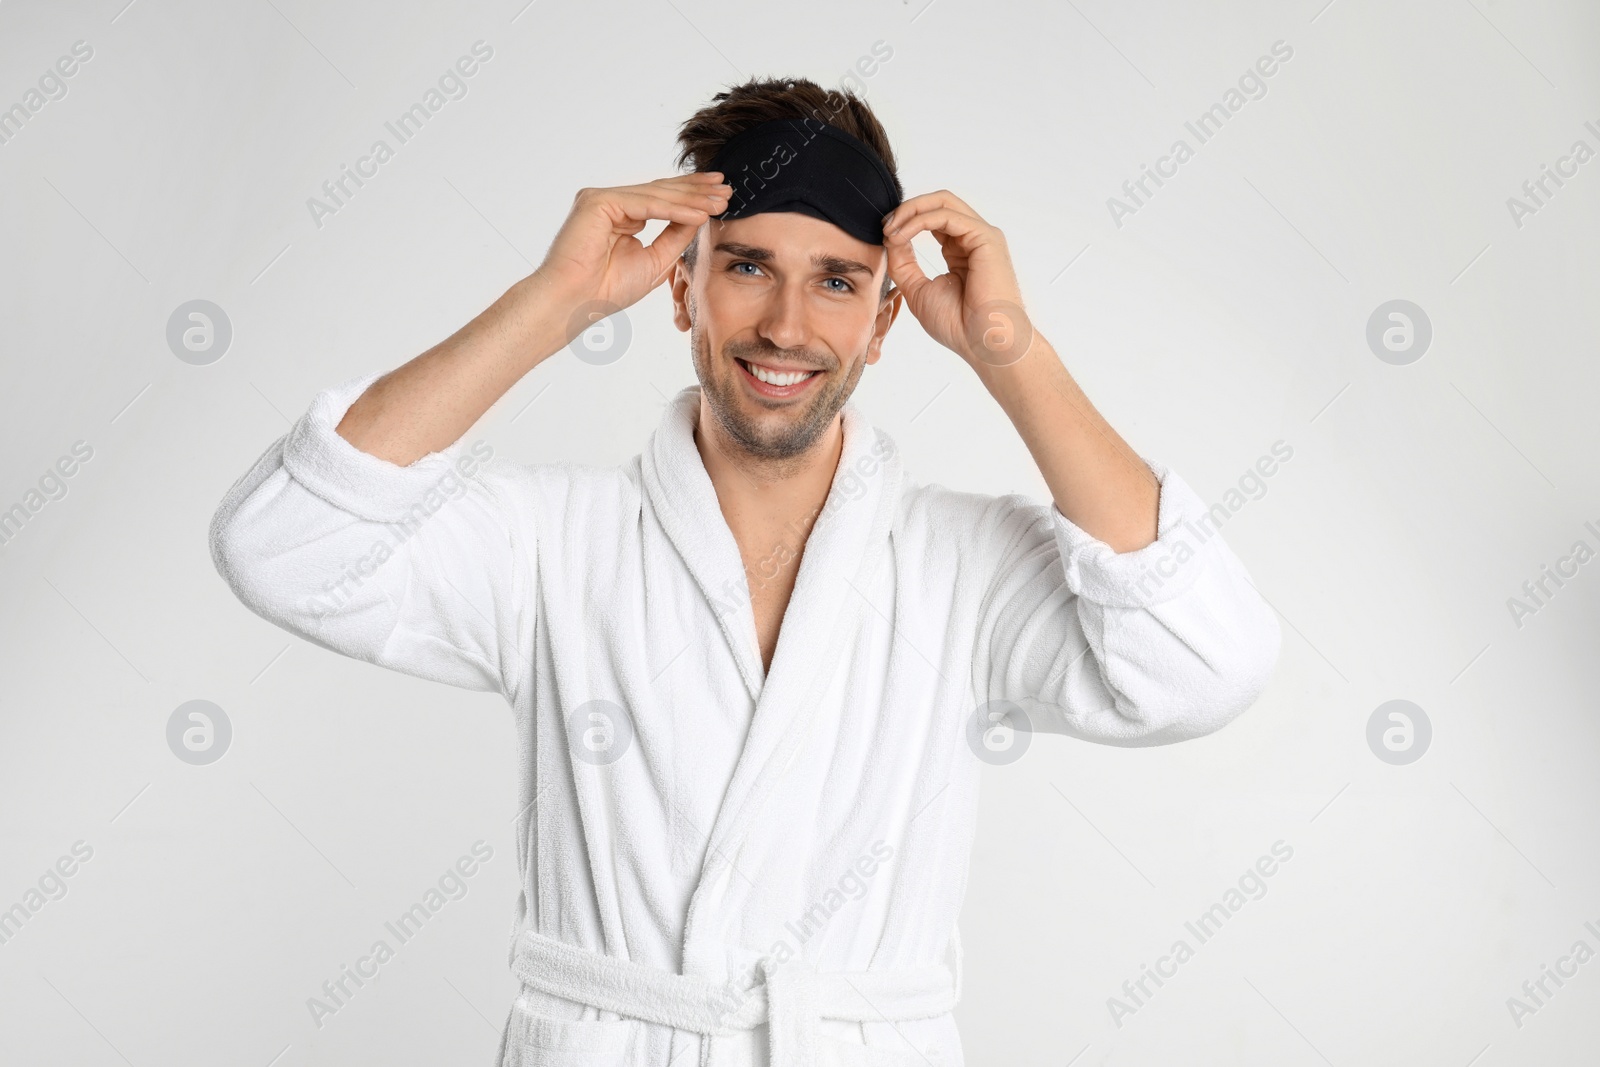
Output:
[690, 319, 864, 462]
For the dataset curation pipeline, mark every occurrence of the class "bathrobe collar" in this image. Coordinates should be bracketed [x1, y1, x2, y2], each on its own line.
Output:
[640, 385, 905, 960]
[641, 385, 902, 697]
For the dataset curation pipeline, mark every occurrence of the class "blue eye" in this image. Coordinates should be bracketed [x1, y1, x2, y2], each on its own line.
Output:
[824, 277, 854, 293]
[731, 261, 761, 276]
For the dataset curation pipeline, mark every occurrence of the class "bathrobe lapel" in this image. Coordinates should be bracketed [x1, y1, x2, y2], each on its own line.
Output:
[639, 386, 903, 958]
[640, 388, 768, 703]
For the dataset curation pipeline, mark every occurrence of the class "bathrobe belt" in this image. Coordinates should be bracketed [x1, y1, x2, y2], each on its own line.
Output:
[512, 928, 960, 1067]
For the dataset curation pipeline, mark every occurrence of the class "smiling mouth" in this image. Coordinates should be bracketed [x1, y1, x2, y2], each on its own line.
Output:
[735, 357, 822, 393]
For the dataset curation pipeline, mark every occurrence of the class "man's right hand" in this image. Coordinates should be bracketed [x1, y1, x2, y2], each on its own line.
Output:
[532, 173, 732, 326]
[336, 174, 729, 466]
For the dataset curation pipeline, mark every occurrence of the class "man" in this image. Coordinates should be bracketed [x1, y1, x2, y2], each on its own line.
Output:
[210, 78, 1280, 1066]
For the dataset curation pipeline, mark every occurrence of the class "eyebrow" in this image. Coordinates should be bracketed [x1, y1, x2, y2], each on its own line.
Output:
[711, 241, 875, 278]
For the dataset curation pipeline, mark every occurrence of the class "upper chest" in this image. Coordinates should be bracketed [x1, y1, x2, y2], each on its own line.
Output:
[516, 462, 982, 696]
[728, 513, 816, 674]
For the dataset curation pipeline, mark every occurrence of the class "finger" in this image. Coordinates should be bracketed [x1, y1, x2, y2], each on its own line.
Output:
[641, 184, 733, 213]
[615, 183, 731, 211]
[929, 226, 972, 258]
[644, 219, 701, 280]
[884, 190, 985, 233]
[883, 190, 983, 230]
[926, 230, 972, 275]
[884, 208, 993, 292]
[583, 183, 729, 219]
[644, 172, 729, 193]
[599, 190, 725, 226]
[640, 181, 726, 204]
[883, 225, 932, 299]
[884, 206, 988, 247]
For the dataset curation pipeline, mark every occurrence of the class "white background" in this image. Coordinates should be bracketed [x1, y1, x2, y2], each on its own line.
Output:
[2, 0, 1599, 1064]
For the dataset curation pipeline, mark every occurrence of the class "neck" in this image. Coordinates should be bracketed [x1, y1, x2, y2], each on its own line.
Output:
[692, 393, 845, 534]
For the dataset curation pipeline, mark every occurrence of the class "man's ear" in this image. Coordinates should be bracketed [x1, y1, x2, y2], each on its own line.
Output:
[865, 286, 903, 366]
[670, 256, 693, 333]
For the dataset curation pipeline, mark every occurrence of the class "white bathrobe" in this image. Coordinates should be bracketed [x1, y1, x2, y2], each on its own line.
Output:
[209, 371, 1280, 1067]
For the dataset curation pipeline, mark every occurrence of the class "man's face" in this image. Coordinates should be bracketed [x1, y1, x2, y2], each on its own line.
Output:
[671, 212, 901, 462]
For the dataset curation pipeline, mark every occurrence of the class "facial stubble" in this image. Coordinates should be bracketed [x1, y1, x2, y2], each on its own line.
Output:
[688, 298, 868, 464]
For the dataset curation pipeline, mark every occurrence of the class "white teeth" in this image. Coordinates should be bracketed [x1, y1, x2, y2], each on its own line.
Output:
[745, 361, 816, 387]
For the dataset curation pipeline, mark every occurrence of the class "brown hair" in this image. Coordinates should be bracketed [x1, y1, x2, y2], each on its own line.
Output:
[675, 77, 901, 299]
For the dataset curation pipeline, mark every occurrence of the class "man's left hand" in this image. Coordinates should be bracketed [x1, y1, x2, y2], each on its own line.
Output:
[882, 191, 1032, 367]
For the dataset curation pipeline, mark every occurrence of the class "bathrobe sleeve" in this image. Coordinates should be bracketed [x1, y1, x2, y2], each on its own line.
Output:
[973, 459, 1279, 747]
[208, 371, 532, 702]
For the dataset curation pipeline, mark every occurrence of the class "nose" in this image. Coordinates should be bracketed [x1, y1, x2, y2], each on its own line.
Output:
[756, 277, 812, 354]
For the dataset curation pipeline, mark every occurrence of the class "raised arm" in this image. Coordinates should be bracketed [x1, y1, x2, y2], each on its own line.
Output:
[209, 174, 733, 695]
[882, 189, 1158, 554]
[338, 172, 734, 465]
[883, 190, 1279, 744]
[970, 472, 1280, 747]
